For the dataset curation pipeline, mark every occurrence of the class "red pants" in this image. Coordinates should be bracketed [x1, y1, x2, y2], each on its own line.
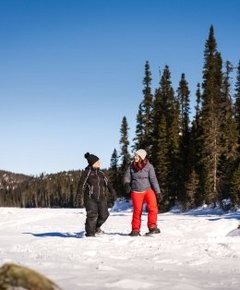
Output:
[131, 188, 158, 232]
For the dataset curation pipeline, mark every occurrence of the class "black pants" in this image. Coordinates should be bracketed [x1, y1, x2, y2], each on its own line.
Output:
[84, 198, 109, 236]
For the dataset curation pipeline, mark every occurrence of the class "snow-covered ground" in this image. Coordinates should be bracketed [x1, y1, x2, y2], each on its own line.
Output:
[0, 200, 240, 290]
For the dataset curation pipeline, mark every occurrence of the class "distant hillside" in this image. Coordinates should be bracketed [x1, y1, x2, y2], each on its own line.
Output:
[0, 169, 82, 208]
[0, 169, 115, 208]
[0, 170, 32, 190]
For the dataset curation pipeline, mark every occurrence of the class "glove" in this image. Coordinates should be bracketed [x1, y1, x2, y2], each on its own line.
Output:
[124, 183, 131, 194]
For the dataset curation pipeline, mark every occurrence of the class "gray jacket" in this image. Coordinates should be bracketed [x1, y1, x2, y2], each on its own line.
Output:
[124, 161, 160, 193]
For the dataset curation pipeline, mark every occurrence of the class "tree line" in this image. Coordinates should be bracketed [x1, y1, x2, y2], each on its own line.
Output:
[109, 26, 240, 211]
[0, 170, 115, 208]
[0, 171, 78, 208]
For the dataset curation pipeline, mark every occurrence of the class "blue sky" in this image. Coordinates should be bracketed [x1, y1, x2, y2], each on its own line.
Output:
[0, 0, 240, 175]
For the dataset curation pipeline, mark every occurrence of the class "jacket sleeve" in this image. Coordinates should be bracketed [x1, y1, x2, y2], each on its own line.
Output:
[148, 164, 161, 194]
[76, 169, 89, 206]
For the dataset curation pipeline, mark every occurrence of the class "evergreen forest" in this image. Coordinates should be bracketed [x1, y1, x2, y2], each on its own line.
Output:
[109, 26, 240, 211]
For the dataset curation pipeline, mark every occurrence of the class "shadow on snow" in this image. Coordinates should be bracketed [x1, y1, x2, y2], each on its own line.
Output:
[22, 231, 130, 238]
[23, 231, 85, 238]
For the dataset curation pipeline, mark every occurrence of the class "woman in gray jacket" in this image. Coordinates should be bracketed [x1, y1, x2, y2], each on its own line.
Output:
[124, 149, 161, 236]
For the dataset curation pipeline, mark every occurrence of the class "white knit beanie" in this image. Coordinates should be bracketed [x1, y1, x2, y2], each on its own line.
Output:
[135, 149, 147, 160]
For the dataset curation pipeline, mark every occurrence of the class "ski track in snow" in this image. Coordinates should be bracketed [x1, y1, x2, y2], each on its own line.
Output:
[0, 205, 240, 290]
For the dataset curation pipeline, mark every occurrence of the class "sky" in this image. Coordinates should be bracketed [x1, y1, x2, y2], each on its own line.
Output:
[0, 0, 240, 175]
[0, 203, 240, 289]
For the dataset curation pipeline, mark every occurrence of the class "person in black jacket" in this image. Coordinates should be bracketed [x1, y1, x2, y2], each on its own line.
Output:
[76, 152, 116, 237]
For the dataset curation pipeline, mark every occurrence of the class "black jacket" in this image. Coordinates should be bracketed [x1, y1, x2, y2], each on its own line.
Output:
[76, 166, 116, 203]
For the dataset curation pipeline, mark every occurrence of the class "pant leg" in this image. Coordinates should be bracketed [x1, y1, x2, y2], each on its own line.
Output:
[85, 198, 98, 235]
[96, 199, 109, 229]
[131, 191, 145, 232]
[144, 188, 158, 229]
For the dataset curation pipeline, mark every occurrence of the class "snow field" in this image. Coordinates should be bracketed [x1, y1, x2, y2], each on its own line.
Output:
[0, 204, 240, 290]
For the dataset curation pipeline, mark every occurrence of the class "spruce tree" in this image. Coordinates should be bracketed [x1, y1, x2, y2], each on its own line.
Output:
[229, 161, 240, 205]
[200, 25, 224, 204]
[108, 148, 121, 197]
[133, 103, 144, 150]
[118, 116, 131, 198]
[152, 65, 180, 210]
[220, 61, 238, 158]
[218, 61, 238, 199]
[235, 60, 240, 146]
[189, 83, 204, 206]
[110, 149, 119, 175]
[176, 73, 191, 208]
[185, 169, 200, 209]
[228, 60, 240, 206]
[134, 61, 153, 155]
[119, 116, 131, 177]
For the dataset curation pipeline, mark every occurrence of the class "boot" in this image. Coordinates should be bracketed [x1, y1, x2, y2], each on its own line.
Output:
[85, 233, 95, 237]
[129, 230, 141, 236]
[146, 227, 160, 235]
[95, 227, 105, 234]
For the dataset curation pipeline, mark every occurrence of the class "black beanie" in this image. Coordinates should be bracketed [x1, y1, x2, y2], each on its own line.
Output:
[84, 152, 99, 166]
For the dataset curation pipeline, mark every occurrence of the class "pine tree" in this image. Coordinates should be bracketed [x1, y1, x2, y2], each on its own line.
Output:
[133, 103, 144, 150]
[220, 61, 238, 157]
[151, 70, 169, 198]
[185, 169, 200, 209]
[152, 65, 180, 210]
[119, 116, 131, 198]
[189, 83, 204, 206]
[110, 148, 119, 173]
[168, 94, 181, 203]
[177, 73, 191, 136]
[224, 60, 240, 206]
[200, 25, 224, 204]
[134, 61, 153, 154]
[108, 148, 121, 196]
[218, 61, 238, 199]
[229, 161, 240, 205]
[235, 60, 240, 146]
[119, 116, 131, 173]
[176, 73, 191, 208]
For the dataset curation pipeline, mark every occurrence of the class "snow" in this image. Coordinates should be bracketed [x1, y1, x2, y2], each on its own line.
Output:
[0, 200, 240, 290]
